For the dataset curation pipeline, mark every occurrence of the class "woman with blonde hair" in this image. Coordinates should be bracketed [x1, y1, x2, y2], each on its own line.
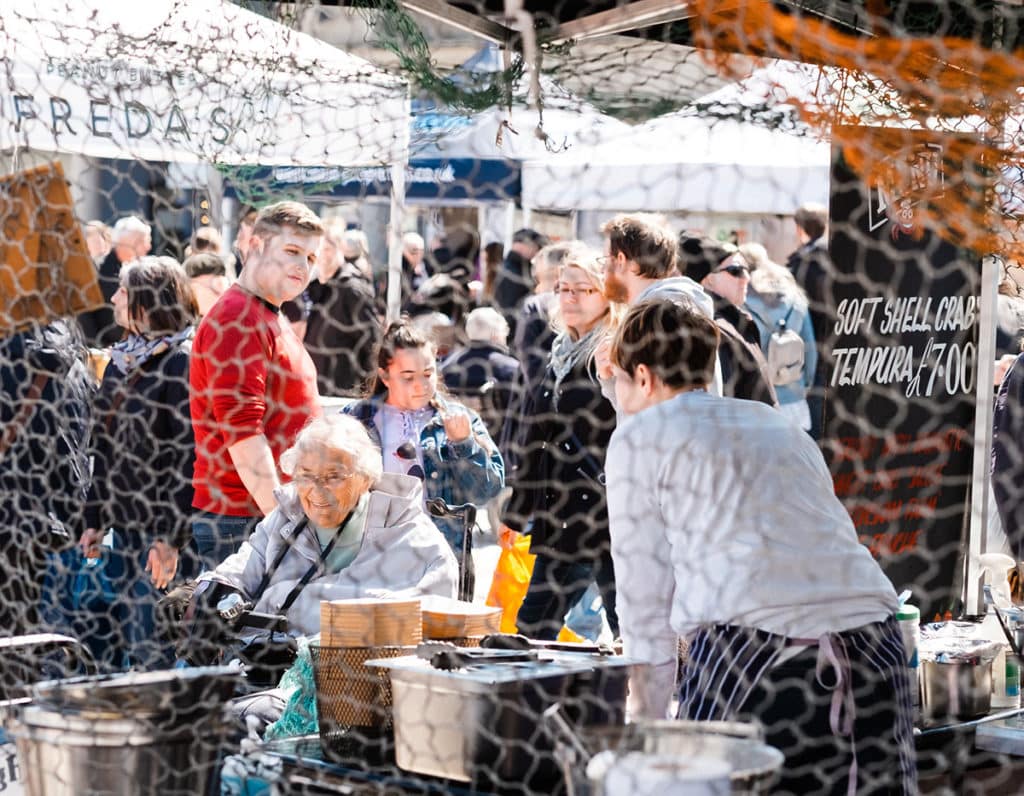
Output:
[741, 242, 818, 432]
[499, 248, 624, 640]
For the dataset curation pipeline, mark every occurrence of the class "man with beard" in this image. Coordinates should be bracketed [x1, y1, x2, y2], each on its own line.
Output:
[596, 213, 719, 397]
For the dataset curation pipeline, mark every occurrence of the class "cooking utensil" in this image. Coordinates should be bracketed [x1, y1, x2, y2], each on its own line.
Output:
[366, 652, 629, 785]
[481, 632, 616, 656]
[543, 702, 592, 760]
[920, 659, 993, 723]
[579, 721, 783, 795]
[31, 665, 240, 721]
[426, 646, 538, 670]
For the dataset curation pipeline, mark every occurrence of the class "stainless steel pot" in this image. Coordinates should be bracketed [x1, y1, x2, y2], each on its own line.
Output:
[11, 667, 240, 796]
[367, 651, 630, 786]
[31, 666, 239, 721]
[920, 659, 993, 724]
[582, 721, 784, 796]
[14, 704, 227, 796]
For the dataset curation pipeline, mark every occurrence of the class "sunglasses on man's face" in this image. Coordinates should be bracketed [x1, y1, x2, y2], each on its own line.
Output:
[717, 264, 750, 279]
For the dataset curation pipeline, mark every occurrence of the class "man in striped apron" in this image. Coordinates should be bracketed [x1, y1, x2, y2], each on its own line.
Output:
[605, 299, 915, 795]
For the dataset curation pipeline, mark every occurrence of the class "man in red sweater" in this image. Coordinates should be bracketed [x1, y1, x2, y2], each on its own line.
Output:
[189, 201, 324, 570]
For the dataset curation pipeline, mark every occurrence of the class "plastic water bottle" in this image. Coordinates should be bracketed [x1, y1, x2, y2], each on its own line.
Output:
[896, 601, 921, 723]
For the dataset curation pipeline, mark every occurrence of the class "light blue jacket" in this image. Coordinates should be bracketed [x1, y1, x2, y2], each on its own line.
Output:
[745, 290, 818, 407]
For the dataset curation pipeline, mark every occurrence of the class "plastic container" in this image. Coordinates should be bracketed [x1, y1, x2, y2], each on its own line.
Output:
[896, 603, 921, 722]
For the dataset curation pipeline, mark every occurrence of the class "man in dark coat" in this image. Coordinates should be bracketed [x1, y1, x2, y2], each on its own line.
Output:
[304, 259, 381, 399]
[679, 235, 778, 407]
[0, 321, 93, 637]
[491, 228, 549, 339]
[76, 216, 152, 347]
[787, 202, 833, 439]
[441, 307, 521, 447]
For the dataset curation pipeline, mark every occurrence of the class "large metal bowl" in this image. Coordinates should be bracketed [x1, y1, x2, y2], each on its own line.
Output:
[581, 721, 784, 795]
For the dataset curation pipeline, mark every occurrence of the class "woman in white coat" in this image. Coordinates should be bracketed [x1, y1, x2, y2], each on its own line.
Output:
[200, 414, 458, 637]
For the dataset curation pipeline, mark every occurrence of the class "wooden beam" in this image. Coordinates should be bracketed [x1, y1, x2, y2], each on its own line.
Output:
[398, 0, 513, 45]
[546, 0, 704, 44]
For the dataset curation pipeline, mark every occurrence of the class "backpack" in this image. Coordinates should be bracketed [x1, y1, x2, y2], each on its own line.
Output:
[763, 306, 805, 387]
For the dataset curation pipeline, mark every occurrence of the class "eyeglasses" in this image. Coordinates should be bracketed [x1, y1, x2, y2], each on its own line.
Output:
[555, 285, 601, 299]
[716, 264, 750, 279]
[292, 469, 354, 488]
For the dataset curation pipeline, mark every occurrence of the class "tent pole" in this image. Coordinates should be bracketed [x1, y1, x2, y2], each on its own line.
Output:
[504, 200, 516, 252]
[965, 253, 999, 615]
[387, 159, 408, 324]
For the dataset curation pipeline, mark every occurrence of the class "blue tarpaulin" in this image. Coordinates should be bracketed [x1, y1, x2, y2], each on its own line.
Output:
[224, 156, 521, 204]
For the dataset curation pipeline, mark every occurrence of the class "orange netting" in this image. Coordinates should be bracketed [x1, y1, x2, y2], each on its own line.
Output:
[691, 0, 1024, 259]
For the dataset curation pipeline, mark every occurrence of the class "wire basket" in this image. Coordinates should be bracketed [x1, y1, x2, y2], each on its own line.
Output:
[309, 644, 410, 735]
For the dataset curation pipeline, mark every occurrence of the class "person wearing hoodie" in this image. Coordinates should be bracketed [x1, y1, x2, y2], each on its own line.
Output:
[678, 235, 777, 407]
[741, 242, 818, 432]
[596, 213, 722, 401]
[0, 320, 93, 637]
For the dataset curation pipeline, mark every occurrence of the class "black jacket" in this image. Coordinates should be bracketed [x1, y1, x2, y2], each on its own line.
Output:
[492, 251, 534, 338]
[503, 292, 558, 469]
[787, 236, 835, 366]
[77, 250, 123, 348]
[304, 265, 381, 398]
[441, 341, 521, 447]
[504, 353, 616, 557]
[993, 352, 1024, 559]
[85, 340, 195, 550]
[710, 292, 778, 407]
[0, 321, 92, 546]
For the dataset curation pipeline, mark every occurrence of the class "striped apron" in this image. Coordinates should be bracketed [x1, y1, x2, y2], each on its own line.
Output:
[677, 616, 916, 795]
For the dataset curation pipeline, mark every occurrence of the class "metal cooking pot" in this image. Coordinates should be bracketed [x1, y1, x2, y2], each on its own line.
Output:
[31, 665, 240, 721]
[920, 659, 993, 724]
[581, 721, 784, 795]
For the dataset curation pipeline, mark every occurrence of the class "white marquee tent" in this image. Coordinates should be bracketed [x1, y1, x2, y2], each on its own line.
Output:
[522, 60, 832, 215]
[0, 0, 409, 167]
[0, 0, 413, 317]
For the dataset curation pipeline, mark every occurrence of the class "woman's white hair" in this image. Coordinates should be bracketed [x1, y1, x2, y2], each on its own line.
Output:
[279, 414, 383, 483]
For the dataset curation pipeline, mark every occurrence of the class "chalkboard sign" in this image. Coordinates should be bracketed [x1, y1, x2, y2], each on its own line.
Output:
[826, 127, 980, 622]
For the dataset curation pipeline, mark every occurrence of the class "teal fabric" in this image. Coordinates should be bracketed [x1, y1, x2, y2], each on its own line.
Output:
[264, 635, 319, 740]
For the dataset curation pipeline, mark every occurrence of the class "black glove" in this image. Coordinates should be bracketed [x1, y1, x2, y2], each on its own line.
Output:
[175, 581, 244, 666]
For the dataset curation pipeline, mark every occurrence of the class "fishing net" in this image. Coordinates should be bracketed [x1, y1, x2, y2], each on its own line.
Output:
[2, 0, 1023, 793]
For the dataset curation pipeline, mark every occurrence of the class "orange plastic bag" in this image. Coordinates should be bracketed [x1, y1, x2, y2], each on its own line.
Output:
[485, 535, 536, 633]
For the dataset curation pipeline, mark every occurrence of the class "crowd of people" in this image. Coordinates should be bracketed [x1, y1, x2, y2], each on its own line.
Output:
[1, 198, 919, 792]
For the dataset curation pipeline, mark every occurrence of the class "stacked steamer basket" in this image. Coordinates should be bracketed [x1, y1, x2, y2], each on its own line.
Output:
[420, 596, 502, 647]
[312, 598, 422, 752]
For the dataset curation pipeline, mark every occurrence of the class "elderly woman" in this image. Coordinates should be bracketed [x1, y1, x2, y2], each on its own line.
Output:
[198, 414, 458, 638]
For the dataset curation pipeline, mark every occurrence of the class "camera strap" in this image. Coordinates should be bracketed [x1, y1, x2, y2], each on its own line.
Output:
[251, 518, 308, 604]
[272, 507, 357, 616]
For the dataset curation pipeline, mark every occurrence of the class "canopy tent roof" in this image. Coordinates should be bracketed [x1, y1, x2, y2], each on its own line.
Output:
[522, 108, 830, 215]
[225, 44, 627, 204]
[411, 43, 627, 162]
[0, 0, 409, 166]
